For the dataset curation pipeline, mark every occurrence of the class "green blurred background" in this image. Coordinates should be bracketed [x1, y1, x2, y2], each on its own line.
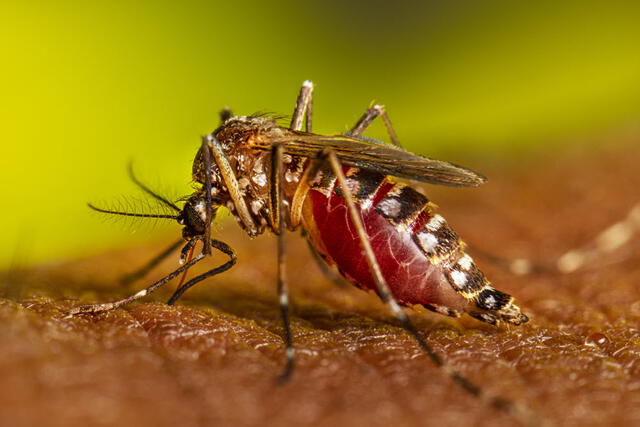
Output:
[2, 0, 639, 268]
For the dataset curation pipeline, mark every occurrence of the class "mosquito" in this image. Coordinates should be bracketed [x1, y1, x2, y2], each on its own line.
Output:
[72, 80, 640, 425]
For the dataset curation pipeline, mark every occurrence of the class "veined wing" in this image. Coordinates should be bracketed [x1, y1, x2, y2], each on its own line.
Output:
[252, 132, 487, 187]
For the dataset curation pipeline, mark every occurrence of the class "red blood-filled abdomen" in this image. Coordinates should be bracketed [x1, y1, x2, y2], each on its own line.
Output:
[302, 189, 469, 310]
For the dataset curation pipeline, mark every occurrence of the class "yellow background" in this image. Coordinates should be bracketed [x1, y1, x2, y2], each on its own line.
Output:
[2, 1, 639, 268]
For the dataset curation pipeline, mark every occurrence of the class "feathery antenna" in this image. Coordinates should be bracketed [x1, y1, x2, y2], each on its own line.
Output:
[87, 203, 179, 220]
[127, 161, 181, 212]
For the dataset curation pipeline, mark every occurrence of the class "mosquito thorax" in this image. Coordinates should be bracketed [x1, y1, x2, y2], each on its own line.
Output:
[190, 115, 291, 235]
[216, 115, 280, 151]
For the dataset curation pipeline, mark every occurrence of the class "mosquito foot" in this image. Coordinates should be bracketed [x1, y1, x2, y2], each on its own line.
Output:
[67, 303, 118, 317]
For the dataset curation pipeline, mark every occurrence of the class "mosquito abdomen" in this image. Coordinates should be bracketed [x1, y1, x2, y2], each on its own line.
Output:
[301, 167, 528, 325]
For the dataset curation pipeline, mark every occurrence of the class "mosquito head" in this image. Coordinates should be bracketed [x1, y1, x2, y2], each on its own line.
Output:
[177, 195, 218, 240]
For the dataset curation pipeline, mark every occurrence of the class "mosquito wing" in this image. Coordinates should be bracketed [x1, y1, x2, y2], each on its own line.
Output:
[253, 131, 487, 187]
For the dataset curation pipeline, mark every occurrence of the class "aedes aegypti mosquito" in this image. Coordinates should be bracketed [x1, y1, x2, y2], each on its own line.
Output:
[72, 81, 640, 425]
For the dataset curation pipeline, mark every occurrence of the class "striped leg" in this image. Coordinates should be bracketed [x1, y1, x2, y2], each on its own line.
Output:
[319, 150, 538, 425]
[166, 240, 237, 305]
[68, 239, 236, 316]
[349, 104, 401, 148]
[290, 80, 314, 132]
[120, 239, 183, 285]
[422, 303, 463, 319]
[69, 251, 206, 315]
[163, 132, 239, 305]
[204, 134, 258, 237]
[270, 143, 296, 382]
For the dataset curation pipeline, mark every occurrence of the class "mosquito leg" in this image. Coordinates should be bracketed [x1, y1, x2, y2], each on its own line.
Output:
[178, 238, 199, 264]
[202, 136, 214, 255]
[348, 104, 401, 148]
[270, 144, 296, 382]
[305, 92, 313, 133]
[167, 239, 237, 305]
[470, 201, 640, 276]
[421, 303, 464, 319]
[68, 251, 207, 316]
[120, 239, 184, 285]
[556, 202, 640, 272]
[290, 80, 314, 132]
[204, 134, 258, 237]
[321, 149, 538, 425]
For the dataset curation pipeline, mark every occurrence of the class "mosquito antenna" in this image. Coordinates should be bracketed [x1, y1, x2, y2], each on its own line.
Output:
[87, 203, 179, 220]
[127, 161, 181, 212]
